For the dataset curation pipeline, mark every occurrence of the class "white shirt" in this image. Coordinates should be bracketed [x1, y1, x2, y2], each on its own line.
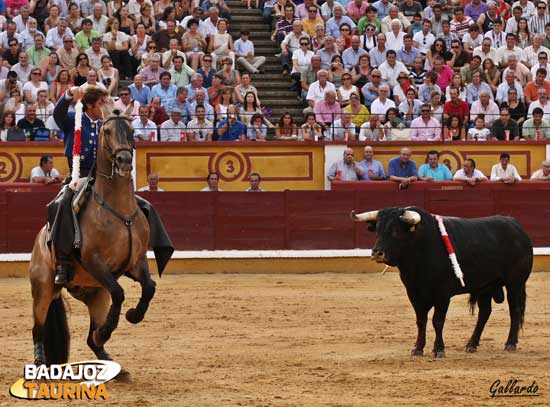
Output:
[291, 49, 314, 74]
[79, 81, 107, 91]
[462, 33, 483, 51]
[472, 46, 499, 65]
[497, 46, 524, 66]
[512, 0, 536, 18]
[531, 63, 550, 80]
[306, 81, 336, 102]
[22, 81, 48, 102]
[186, 118, 214, 141]
[103, 31, 130, 48]
[91, 15, 109, 35]
[528, 100, 550, 120]
[132, 117, 158, 140]
[160, 119, 187, 141]
[522, 45, 550, 67]
[45, 27, 75, 49]
[30, 166, 59, 182]
[453, 168, 488, 180]
[12, 63, 34, 83]
[412, 31, 435, 54]
[370, 97, 396, 117]
[378, 60, 409, 88]
[490, 163, 522, 181]
[385, 31, 405, 51]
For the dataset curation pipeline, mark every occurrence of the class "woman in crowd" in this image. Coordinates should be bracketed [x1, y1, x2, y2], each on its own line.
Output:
[69, 53, 91, 87]
[209, 19, 235, 69]
[443, 114, 466, 141]
[44, 4, 60, 33]
[300, 112, 324, 141]
[516, 18, 530, 49]
[130, 23, 151, 70]
[157, 6, 176, 29]
[219, 57, 241, 89]
[36, 89, 54, 123]
[275, 112, 298, 140]
[0, 111, 16, 142]
[426, 38, 449, 68]
[182, 19, 207, 71]
[360, 24, 378, 52]
[40, 52, 61, 85]
[67, 2, 83, 33]
[5, 90, 25, 122]
[483, 58, 500, 95]
[103, 18, 132, 80]
[216, 88, 234, 122]
[50, 69, 72, 102]
[116, 6, 135, 36]
[328, 55, 346, 89]
[429, 91, 444, 124]
[138, 3, 156, 36]
[502, 88, 526, 127]
[98, 55, 119, 96]
[149, 97, 168, 125]
[23, 68, 48, 103]
[140, 41, 158, 71]
[343, 92, 370, 131]
[311, 24, 326, 52]
[108, 0, 125, 18]
[239, 91, 272, 127]
[154, 0, 172, 19]
[393, 73, 415, 106]
[291, 37, 314, 98]
[467, 115, 491, 141]
[445, 73, 467, 101]
[337, 73, 358, 107]
[246, 114, 267, 141]
[350, 54, 371, 90]
[336, 23, 352, 53]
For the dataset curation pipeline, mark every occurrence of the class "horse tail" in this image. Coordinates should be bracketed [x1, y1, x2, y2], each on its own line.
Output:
[44, 296, 70, 365]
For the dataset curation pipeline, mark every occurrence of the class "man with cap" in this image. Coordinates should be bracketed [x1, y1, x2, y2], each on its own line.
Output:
[530, 160, 550, 180]
[160, 107, 187, 141]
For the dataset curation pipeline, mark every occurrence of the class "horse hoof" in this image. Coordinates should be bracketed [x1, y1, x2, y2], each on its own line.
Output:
[115, 368, 132, 383]
[34, 358, 46, 366]
[465, 345, 477, 353]
[411, 348, 423, 356]
[125, 308, 143, 324]
[432, 350, 446, 358]
[504, 344, 517, 352]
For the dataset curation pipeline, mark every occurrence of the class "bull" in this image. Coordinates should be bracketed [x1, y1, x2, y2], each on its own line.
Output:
[352, 206, 532, 358]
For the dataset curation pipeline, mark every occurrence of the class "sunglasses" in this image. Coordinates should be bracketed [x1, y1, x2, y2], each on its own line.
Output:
[203, 58, 212, 62]
[300, 42, 309, 45]
[119, 93, 129, 96]
[372, 74, 381, 77]
[451, 46, 459, 49]
[366, 28, 375, 32]
[340, 28, 350, 31]
[538, 6, 546, 8]
[149, 46, 156, 49]
[32, 72, 41, 75]
[64, 40, 73, 43]
[421, 110, 430, 113]
[540, 56, 548, 59]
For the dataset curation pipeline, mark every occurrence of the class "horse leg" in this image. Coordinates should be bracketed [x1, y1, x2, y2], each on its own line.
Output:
[125, 257, 156, 324]
[465, 294, 492, 353]
[432, 298, 450, 358]
[31, 287, 54, 366]
[82, 258, 125, 348]
[84, 288, 112, 360]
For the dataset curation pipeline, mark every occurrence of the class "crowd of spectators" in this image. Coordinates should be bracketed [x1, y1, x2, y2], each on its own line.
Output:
[2, 0, 550, 142]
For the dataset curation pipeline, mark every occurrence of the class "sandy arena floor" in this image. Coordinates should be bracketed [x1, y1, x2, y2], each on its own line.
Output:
[0, 272, 549, 407]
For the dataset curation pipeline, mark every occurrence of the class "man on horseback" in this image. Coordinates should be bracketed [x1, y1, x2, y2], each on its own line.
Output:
[51, 86, 109, 285]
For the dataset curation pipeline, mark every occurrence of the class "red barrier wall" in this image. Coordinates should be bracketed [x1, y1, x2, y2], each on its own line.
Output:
[1, 182, 550, 252]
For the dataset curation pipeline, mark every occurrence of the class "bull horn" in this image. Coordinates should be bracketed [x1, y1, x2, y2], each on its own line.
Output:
[351, 210, 379, 222]
[400, 210, 421, 225]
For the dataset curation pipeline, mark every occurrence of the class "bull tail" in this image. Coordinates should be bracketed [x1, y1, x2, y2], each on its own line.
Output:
[517, 284, 527, 330]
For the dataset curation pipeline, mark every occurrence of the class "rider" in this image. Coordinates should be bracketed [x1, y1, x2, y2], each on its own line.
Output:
[51, 86, 110, 285]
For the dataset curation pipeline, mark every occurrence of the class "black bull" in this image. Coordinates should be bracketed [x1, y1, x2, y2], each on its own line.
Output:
[352, 206, 533, 358]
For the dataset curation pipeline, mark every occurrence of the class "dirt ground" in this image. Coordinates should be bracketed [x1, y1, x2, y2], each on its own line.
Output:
[0, 272, 549, 407]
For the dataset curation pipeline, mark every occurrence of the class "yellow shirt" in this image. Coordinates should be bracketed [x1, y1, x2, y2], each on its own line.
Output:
[301, 17, 325, 37]
[344, 104, 370, 128]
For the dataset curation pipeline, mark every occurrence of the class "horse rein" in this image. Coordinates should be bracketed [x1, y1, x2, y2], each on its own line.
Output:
[97, 115, 136, 180]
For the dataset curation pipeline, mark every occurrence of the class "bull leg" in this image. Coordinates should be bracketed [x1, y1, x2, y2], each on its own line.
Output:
[465, 294, 492, 353]
[411, 305, 429, 356]
[504, 284, 526, 351]
[125, 257, 156, 324]
[432, 299, 450, 358]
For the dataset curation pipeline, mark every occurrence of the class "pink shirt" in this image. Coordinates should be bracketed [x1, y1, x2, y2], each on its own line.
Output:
[432, 65, 454, 90]
[410, 116, 442, 141]
[314, 99, 341, 123]
[347, 1, 369, 20]
[114, 99, 140, 118]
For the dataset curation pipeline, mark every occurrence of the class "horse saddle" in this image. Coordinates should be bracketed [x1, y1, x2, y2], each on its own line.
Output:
[71, 177, 93, 214]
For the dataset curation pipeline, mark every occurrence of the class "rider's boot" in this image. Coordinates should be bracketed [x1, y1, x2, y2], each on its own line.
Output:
[54, 258, 72, 285]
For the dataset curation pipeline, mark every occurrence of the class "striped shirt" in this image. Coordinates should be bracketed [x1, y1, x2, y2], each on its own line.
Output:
[529, 14, 550, 34]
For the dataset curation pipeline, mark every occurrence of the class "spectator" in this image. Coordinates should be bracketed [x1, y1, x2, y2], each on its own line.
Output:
[398, 88, 422, 126]
[412, 19, 435, 56]
[314, 89, 341, 127]
[204, 7, 222, 36]
[246, 172, 264, 191]
[358, 7, 381, 35]
[305, 70, 336, 110]
[343, 92, 370, 129]
[69, 53, 91, 87]
[492, 108, 521, 140]
[300, 112, 324, 140]
[0, 111, 16, 141]
[498, 33, 524, 68]
[217, 104, 246, 141]
[466, 71, 493, 104]
[129, 74, 151, 106]
[327, 147, 363, 182]
[505, 6, 523, 34]
[490, 152, 522, 183]
[103, 18, 132, 80]
[410, 103, 442, 141]
[79, 69, 107, 91]
[527, 89, 550, 119]
[187, 104, 214, 141]
[2, 38, 21, 68]
[381, 6, 410, 33]
[30, 155, 62, 184]
[462, 25, 483, 55]
[90, 3, 109, 35]
[329, 111, 356, 140]
[528, 1, 550, 34]
[530, 160, 550, 180]
[35, 90, 54, 123]
[138, 173, 164, 191]
[418, 150, 453, 181]
[460, 54, 483, 84]
[16, 103, 45, 136]
[132, 105, 158, 141]
[201, 172, 222, 191]
[12, 52, 33, 83]
[524, 68, 550, 103]
[280, 20, 308, 76]
[336, 73, 358, 107]
[453, 158, 488, 185]
[188, 90, 214, 122]
[130, 23, 151, 69]
[385, 18, 406, 51]
[150, 71, 177, 105]
[272, 4, 296, 46]
[327, 55, 346, 88]
[378, 50, 409, 90]
[215, 88, 233, 121]
[45, 18, 74, 51]
[418, 71, 442, 103]
[470, 91, 500, 126]
[316, 37, 341, 71]
[26, 34, 50, 68]
[49, 69, 71, 103]
[368, 33, 388, 68]
[208, 19, 235, 70]
[450, 7, 474, 39]
[180, 20, 206, 71]
[429, 91, 444, 124]
[522, 33, 550, 68]
[85, 37, 110, 71]
[159, 107, 186, 141]
[23, 68, 48, 103]
[326, 5, 356, 38]
[342, 35, 367, 70]
[388, 147, 418, 189]
[443, 87, 470, 123]
[467, 115, 491, 141]
[359, 115, 384, 141]
[370, 84, 396, 120]
[522, 107, 550, 139]
[503, 54, 532, 87]
[496, 69, 525, 104]
[234, 30, 266, 74]
[443, 114, 466, 141]
[275, 112, 298, 140]
[114, 87, 140, 117]
[299, 55, 322, 101]
[162, 38, 188, 71]
[473, 37, 498, 65]
[530, 51, 550, 81]
[98, 55, 119, 96]
[197, 54, 215, 89]
[398, 34, 421, 70]
[246, 113, 268, 141]
[483, 18, 506, 49]
[75, 18, 99, 52]
[358, 145, 385, 180]
[151, 19, 181, 52]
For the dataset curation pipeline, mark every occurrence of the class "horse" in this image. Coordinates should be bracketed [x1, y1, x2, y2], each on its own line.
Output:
[29, 104, 156, 379]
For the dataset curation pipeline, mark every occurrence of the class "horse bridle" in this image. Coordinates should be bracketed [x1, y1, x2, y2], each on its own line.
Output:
[97, 115, 136, 180]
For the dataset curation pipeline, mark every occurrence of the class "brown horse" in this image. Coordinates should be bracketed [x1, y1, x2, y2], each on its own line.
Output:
[29, 105, 156, 378]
